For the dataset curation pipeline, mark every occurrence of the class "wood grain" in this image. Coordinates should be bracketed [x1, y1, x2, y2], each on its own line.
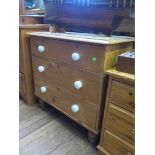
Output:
[102, 130, 134, 155]
[30, 36, 105, 73]
[32, 56, 101, 105]
[19, 25, 49, 104]
[109, 80, 135, 113]
[28, 32, 134, 45]
[19, 99, 98, 155]
[97, 69, 135, 155]
[105, 104, 134, 145]
[19, 15, 45, 24]
[34, 78, 98, 132]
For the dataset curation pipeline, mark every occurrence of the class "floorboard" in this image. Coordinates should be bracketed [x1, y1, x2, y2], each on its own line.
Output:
[19, 99, 98, 155]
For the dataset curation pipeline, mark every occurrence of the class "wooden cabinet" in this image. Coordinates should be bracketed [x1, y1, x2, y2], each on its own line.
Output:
[28, 32, 134, 141]
[97, 69, 135, 155]
[19, 15, 45, 24]
[19, 24, 49, 104]
[44, 0, 134, 35]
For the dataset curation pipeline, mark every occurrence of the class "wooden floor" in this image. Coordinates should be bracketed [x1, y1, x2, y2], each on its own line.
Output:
[19, 99, 98, 155]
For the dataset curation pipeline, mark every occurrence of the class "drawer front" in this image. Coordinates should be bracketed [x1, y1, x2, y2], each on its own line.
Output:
[31, 37, 58, 60]
[30, 37, 104, 72]
[34, 78, 98, 130]
[109, 80, 134, 113]
[32, 56, 101, 105]
[57, 41, 104, 72]
[105, 104, 135, 145]
[103, 130, 134, 155]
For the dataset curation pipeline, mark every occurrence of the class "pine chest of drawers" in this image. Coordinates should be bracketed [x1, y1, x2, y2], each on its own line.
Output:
[97, 69, 135, 154]
[28, 32, 134, 141]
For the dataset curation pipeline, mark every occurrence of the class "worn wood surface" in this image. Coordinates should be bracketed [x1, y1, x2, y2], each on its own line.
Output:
[19, 15, 45, 24]
[97, 69, 135, 155]
[32, 56, 101, 105]
[29, 34, 134, 140]
[19, 99, 98, 155]
[102, 130, 134, 155]
[106, 68, 135, 84]
[109, 79, 135, 113]
[34, 78, 98, 132]
[105, 104, 134, 145]
[27, 32, 134, 45]
[30, 36, 105, 73]
[19, 25, 49, 104]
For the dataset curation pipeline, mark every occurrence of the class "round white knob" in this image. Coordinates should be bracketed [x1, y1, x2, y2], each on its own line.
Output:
[71, 53, 80, 61]
[38, 45, 45, 53]
[71, 104, 79, 113]
[74, 81, 83, 89]
[38, 66, 45, 72]
[40, 86, 47, 93]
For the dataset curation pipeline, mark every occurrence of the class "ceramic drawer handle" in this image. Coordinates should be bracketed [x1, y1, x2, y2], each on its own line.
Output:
[40, 86, 47, 93]
[38, 45, 45, 53]
[125, 152, 132, 155]
[72, 52, 80, 61]
[71, 104, 79, 113]
[38, 66, 45, 72]
[74, 81, 83, 89]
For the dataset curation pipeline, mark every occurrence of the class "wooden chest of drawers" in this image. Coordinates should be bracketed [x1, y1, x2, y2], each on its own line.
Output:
[28, 32, 134, 141]
[97, 69, 135, 154]
[19, 25, 49, 104]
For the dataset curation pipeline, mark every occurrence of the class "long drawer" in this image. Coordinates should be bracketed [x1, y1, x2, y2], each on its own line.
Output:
[30, 37, 104, 72]
[32, 56, 101, 105]
[105, 104, 134, 145]
[34, 78, 98, 131]
[109, 80, 134, 113]
[103, 130, 134, 155]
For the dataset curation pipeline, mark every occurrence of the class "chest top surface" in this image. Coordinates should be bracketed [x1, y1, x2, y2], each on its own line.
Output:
[106, 68, 135, 84]
[27, 32, 134, 45]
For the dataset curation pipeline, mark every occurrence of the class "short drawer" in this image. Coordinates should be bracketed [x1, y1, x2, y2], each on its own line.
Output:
[109, 80, 134, 113]
[103, 130, 134, 155]
[57, 40, 104, 73]
[105, 104, 134, 145]
[32, 56, 101, 105]
[34, 78, 98, 131]
[30, 37, 58, 60]
[30, 37, 104, 72]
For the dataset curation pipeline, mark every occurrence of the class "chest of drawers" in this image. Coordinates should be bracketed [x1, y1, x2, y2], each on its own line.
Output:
[19, 25, 49, 104]
[97, 69, 135, 154]
[28, 32, 134, 142]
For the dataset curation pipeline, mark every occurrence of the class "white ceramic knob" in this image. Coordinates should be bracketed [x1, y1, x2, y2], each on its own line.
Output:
[38, 45, 45, 53]
[71, 104, 79, 113]
[74, 81, 83, 89]
[40, 86, 47, 93]
[71, 52, 80, 61]
[38, 66, 45, 72]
